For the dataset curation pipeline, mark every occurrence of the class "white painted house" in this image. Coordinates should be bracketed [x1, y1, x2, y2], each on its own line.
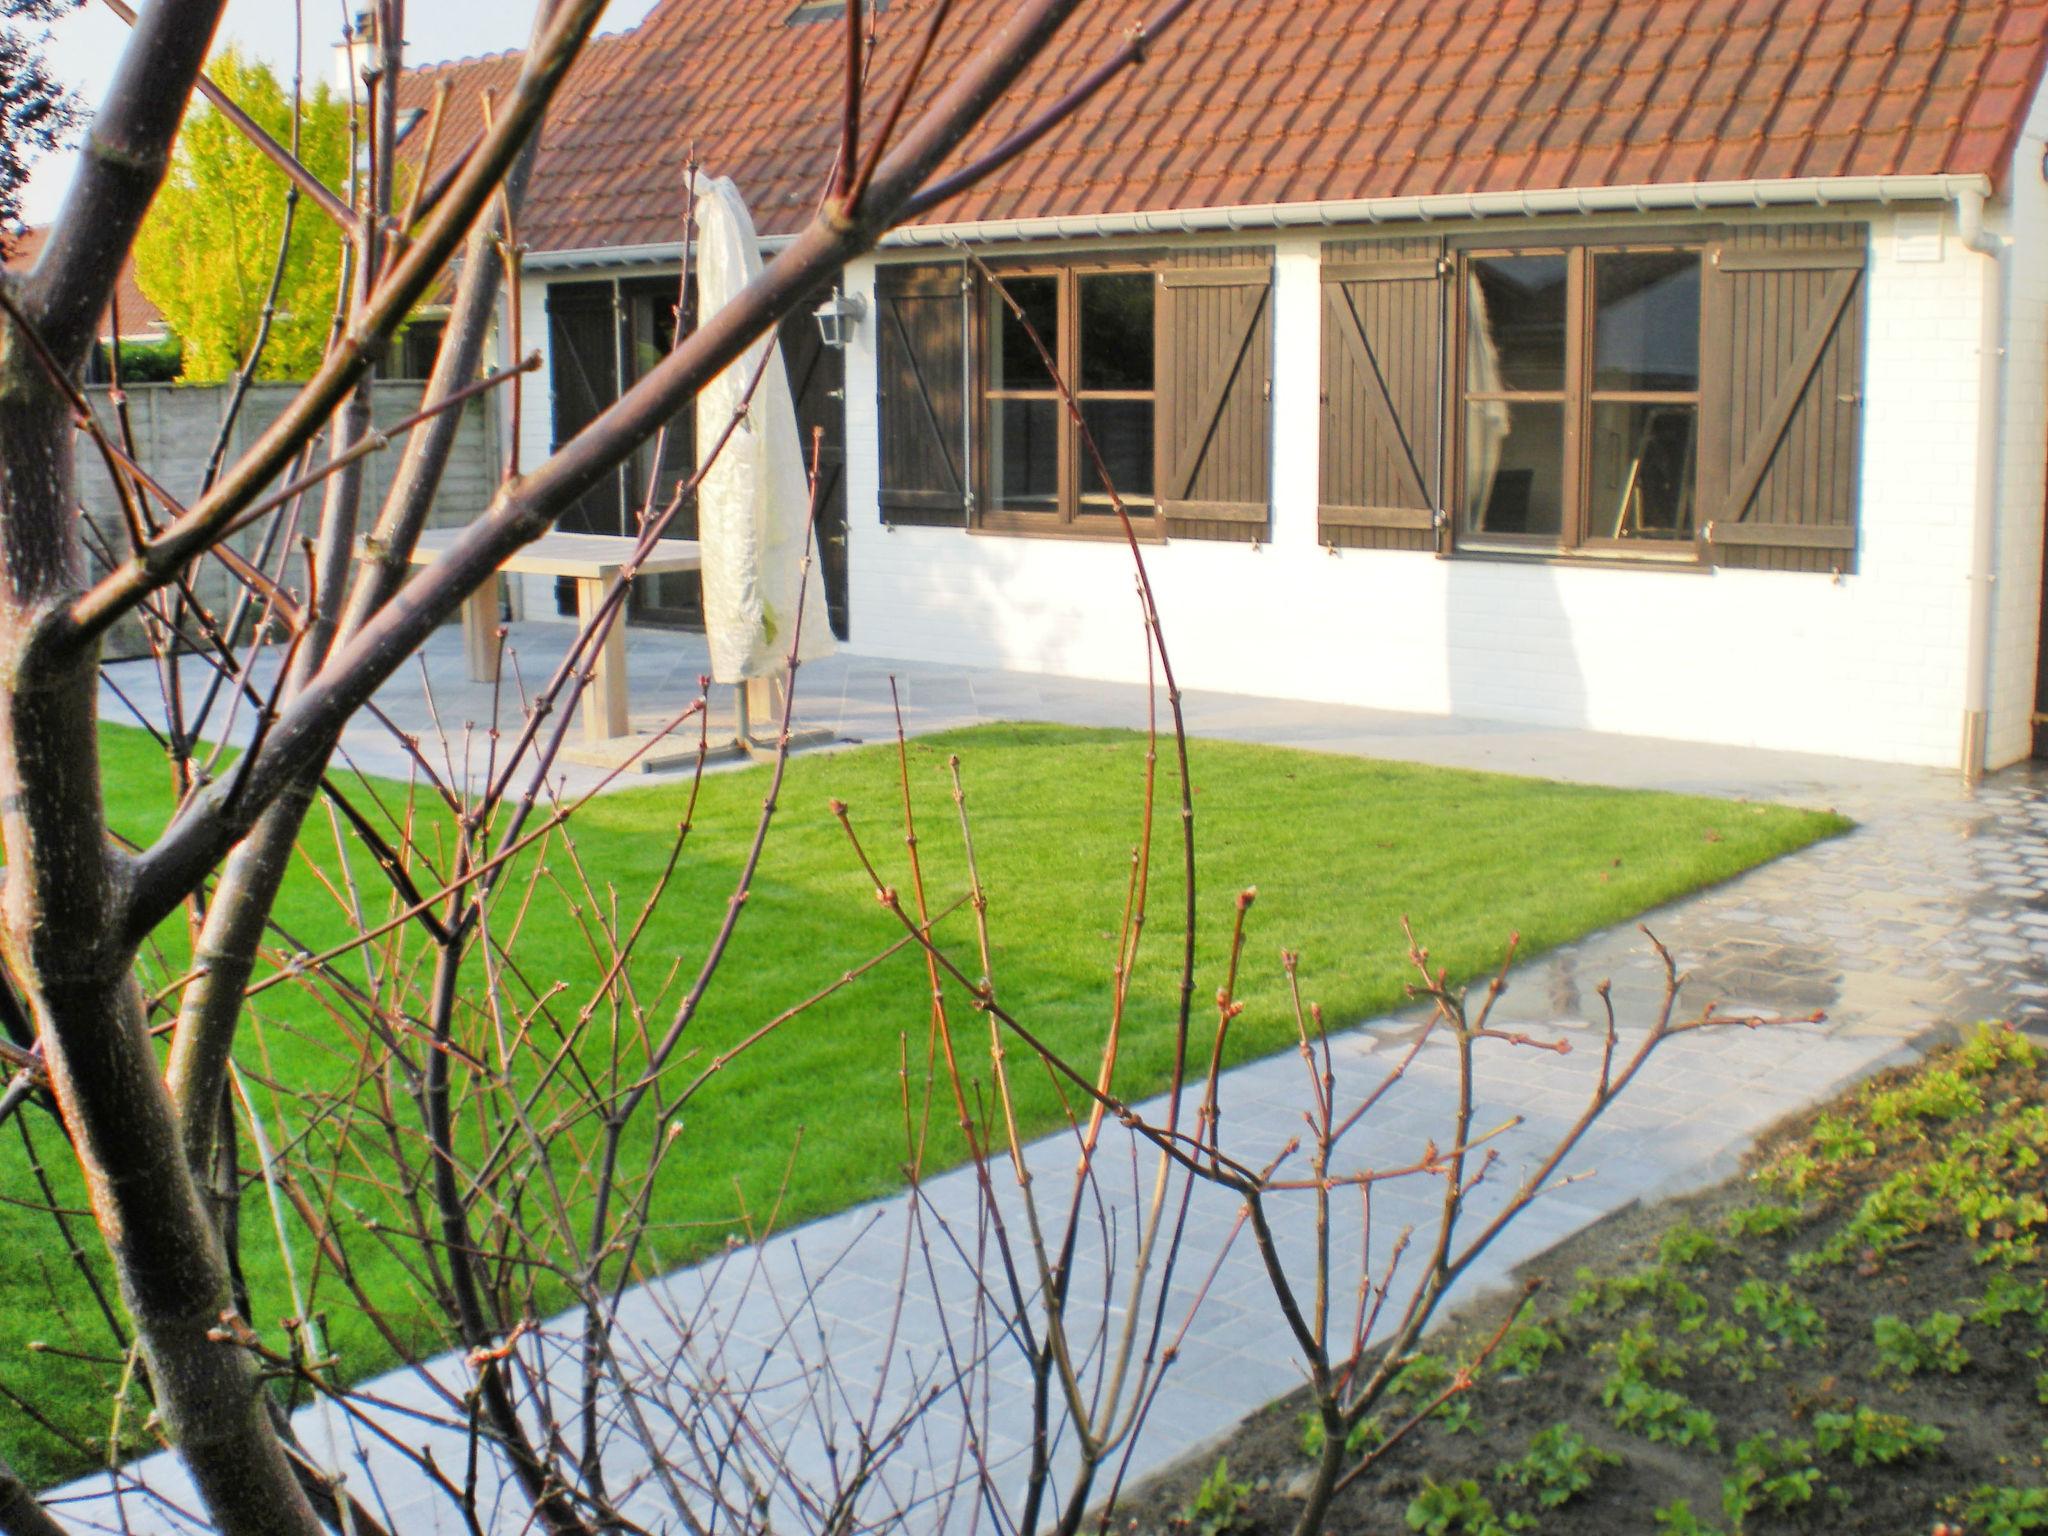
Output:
[403, 0, 2048, 772]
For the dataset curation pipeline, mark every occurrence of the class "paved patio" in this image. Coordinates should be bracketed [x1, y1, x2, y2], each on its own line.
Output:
[102, 619, 1940, 807]
[61, 620, 2048, 1533]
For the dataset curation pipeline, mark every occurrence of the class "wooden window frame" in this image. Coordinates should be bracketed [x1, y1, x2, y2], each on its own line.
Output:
[1451, 236, 1706, 564]
[975, 258, 1164, 540]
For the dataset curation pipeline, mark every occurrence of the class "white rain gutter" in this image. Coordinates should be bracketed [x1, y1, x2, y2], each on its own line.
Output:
[519, 174, 1991, 268]
[1958, 184, 2008, 784]
[878, 173, 1993, 246]
[523, 236, 793, 271]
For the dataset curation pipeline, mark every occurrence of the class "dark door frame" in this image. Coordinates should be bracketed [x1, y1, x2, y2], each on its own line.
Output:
[545, 274, 702, 627]
[780, 299, 851, 641]
[544, 271, 851, 639]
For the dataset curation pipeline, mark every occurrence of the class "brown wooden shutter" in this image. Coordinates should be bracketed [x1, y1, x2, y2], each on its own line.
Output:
[876, 262, 970, 527]
[1318, 235, 1447, 552]
[1700, 224, 1867, 573]
[1157, 257, 1272, 541]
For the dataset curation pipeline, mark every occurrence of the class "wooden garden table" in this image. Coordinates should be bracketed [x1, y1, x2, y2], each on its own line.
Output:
[404, 528, 703, 747]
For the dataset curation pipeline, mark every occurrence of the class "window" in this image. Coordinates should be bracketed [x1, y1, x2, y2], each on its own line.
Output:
[877, 252, 1271, 542]
[983, 265, 1158, 530]
[1459, 244, 1702, 555]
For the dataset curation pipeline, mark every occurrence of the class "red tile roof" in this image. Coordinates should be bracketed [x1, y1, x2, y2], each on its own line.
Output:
[400, 0, 2048, 254]
[3, 225, 167, 338]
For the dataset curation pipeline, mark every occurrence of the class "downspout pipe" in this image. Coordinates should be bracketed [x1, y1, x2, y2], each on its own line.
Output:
[1959, 186, 2007, 783]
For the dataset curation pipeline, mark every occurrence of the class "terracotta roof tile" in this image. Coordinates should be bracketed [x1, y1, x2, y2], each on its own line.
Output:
[3, 225, 165, 338]
[396, 0, 2048, 252]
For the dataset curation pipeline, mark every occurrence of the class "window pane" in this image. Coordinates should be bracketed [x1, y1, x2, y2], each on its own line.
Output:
[993, 397, 1060, 511]
[1079, 272, 1154, 390]
[992, 275, 1058, 390]
[1588, 401, 1697, 540]
[1079, 398, 1153, 508]
[1466, 255, 1567, 393]
[1593, 251, 1700, 393]
[1462, 398, 1565, 537]
[640, 299, 677, 372]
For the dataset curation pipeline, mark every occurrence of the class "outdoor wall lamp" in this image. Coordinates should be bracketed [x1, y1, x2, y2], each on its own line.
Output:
[813, 287, 866, 349]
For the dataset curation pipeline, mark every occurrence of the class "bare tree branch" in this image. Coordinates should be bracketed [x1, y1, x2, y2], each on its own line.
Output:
[122, 0, 1156, 934]
[21, 0, 227, 364]
[96, 0, 354, 231]
[56, 0, 613, 656]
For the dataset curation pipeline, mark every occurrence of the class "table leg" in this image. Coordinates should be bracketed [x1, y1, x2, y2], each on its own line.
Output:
[577, 576, 630, 744]
[743, 674, 780, 740]
[462, 572, 503, 683]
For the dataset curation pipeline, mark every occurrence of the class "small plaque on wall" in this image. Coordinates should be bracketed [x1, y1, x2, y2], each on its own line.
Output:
[1893, 210, 1946, 263]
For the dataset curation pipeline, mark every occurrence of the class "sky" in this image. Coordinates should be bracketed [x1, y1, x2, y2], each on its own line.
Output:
[18, 0, 665, 225]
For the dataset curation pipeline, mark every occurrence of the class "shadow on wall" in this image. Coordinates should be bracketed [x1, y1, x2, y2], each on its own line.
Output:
[1444, 559, 1590, 734]
[875, 534, 1159, 683]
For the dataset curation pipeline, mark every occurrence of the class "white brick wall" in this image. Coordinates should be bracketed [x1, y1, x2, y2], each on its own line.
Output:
[1988, 89, 2048, 769]
[516, 272, 555, 472]
[486, 159, 2048, 772]
[838, 206, 2014, 769]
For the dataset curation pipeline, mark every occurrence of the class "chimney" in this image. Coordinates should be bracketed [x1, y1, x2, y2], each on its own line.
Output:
[333, 8, 395, 97]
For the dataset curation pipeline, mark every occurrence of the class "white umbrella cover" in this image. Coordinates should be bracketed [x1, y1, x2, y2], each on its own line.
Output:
[691, 173, 835, 683]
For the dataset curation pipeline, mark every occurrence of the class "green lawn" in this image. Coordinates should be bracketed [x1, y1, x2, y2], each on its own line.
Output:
[5, 721, 1846, 1485]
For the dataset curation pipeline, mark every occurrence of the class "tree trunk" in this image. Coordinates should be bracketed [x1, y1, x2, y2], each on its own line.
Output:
[0, 312, 324, 1536]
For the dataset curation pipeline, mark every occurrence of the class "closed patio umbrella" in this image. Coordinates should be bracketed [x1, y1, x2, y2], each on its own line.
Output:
[691, 172, 835, 685]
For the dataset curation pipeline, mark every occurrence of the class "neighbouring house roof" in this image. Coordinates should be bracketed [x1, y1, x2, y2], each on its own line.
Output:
[3, 225, 168, 339]
[400, 0, 2048, 257]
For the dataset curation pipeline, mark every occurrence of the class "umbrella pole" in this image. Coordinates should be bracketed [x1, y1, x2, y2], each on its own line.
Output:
[732, 670, 836, 762]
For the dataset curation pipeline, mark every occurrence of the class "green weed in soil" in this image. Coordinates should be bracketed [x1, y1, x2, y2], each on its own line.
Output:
[1124, 1024, 2048, 1535]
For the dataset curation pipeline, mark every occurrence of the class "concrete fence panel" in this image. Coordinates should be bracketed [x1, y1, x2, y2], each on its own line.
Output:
[82, 380, 501, 658]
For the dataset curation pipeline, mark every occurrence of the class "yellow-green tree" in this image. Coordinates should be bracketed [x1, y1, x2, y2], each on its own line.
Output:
[134, 49, 350, 382]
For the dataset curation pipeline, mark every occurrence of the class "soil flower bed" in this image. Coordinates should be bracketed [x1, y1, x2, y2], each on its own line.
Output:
[1126, 1024, 2048, 1536]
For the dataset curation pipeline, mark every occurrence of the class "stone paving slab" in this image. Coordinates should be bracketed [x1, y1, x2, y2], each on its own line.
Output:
[60, 625, 2048, 1532]
[102, 620, 1943, 808]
